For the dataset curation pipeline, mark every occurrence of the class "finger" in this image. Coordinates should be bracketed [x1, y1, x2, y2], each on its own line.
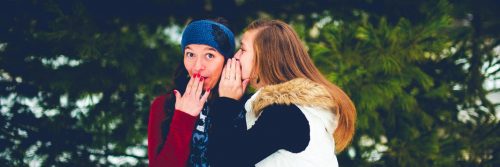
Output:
[196, 76, 204, 99]
[221, 63, 227, 82]
[200, 89, 211, 105]
[173, 90, 181, 100]
[173, 90, 182, 109]
[219, 65, 227, 85]
[229, 59, 236, 81]
[191, 73, 200, 96]
[242, 79, 250, 91]
[185, 74, 195, 95]
[226, 59, 232, 80]
[235, 59, 242, 82]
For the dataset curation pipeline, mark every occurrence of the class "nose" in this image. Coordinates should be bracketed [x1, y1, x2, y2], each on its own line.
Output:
[234, 50, 241, 59]
[192, 57, 205, 74]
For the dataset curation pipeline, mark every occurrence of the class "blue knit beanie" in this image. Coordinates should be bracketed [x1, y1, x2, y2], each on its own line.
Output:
[181, 20, 236, 59]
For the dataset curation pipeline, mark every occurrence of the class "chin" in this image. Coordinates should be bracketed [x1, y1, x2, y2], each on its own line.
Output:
[203, 83, 212, 91]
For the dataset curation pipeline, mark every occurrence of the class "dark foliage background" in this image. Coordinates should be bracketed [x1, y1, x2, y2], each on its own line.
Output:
[1, 0, 498, 166]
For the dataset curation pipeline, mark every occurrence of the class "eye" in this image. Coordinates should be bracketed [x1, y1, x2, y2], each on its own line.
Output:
[206, 53, 215, 59]
[185, 52, 195, 59]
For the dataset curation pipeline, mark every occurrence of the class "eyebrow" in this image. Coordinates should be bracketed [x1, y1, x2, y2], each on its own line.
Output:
[185, 46, 218, 52]
[205, 47, 217, 52]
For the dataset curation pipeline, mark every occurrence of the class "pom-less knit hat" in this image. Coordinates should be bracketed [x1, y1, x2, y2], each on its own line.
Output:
[181, 20, 236, 59]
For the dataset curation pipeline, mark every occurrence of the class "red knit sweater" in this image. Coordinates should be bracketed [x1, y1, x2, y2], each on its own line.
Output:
[148, 94, 198, 167]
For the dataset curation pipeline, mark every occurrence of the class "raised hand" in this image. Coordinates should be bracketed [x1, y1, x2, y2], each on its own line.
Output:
[174, 73, 211, 116]
[219, 58, 249, 100]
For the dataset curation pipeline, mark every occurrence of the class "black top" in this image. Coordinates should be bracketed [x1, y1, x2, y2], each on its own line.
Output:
[208, 97, 310, 167]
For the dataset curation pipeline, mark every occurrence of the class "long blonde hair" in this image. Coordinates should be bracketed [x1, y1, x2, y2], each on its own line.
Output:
[246, 19, 356, 152]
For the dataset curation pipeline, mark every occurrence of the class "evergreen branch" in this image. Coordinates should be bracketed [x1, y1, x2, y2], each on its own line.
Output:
[487, 88, 500, 93]
[88, 149, 146, 159]
[0, 127, 17, 139]
[485, 65, 500, 78]
[484, 54, 496, 69]
[479, 95, 497, 119]
[483, 40, 500, 55]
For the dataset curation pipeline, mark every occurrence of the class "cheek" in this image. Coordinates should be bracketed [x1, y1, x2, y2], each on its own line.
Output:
[241, 56, 254, 78]
[205, 59, 225, 85]
[184, 60, 194, 76]
[243, 64, 252, 78]
[209, 64, 224, 79]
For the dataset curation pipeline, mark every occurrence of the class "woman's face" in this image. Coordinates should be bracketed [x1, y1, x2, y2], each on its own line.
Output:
[184, 44, 225, 90]
[234, 29, 259, 87]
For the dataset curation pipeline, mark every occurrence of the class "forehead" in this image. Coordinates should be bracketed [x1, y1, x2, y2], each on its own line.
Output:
[185, 44, 217, 51]
[241, 30, 259, 45]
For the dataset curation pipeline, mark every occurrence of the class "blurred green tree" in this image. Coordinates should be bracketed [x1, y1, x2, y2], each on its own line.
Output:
[0, 0, 498, 166]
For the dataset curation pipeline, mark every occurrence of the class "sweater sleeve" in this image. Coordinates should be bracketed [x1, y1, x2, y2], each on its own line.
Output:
[155, 110, 197, 167]
[148, 95, 198, 167]
[148, 95, 167, 166]
[209, 98, 310, 167]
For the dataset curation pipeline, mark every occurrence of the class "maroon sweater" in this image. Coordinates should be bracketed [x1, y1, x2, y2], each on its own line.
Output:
[148, 94, 198, 167]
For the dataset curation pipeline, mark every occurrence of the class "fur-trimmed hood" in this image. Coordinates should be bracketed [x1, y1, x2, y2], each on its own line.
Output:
[251, 78, 336, 115]
[244, 77, 339, 135]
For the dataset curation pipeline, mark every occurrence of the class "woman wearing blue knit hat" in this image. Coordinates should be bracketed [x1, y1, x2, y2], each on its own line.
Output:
[147, 18, 241, 167]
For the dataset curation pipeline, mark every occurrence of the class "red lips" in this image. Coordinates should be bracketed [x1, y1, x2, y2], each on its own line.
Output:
[193, 73, 208, 80]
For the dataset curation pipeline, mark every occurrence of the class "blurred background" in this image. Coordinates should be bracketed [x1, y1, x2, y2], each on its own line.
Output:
[1, 0, 499, 166]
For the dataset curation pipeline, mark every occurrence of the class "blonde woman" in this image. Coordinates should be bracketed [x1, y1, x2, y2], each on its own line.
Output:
[209, 20, 357, 167]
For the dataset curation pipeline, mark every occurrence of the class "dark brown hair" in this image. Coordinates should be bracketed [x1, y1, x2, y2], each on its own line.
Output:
[156, 17, 231, 155]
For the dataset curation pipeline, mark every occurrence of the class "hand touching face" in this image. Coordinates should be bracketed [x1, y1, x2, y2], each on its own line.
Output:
[184, 44, 225, 91]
